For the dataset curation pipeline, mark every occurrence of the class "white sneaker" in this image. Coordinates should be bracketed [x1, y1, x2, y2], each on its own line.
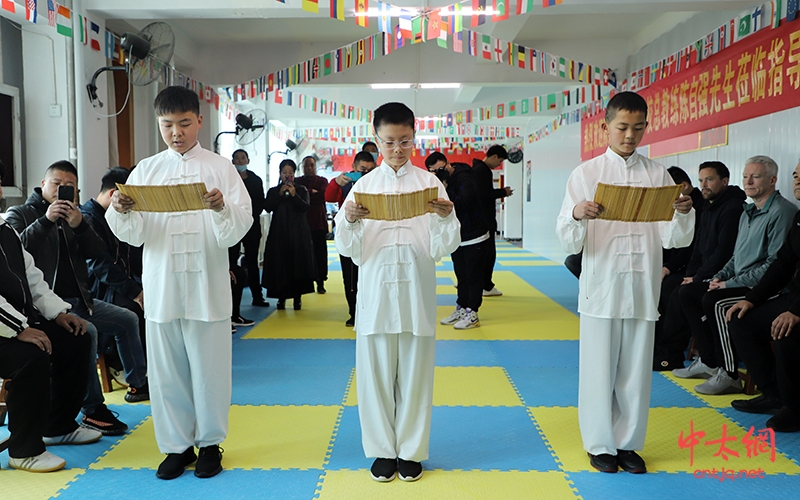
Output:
[695, 368, 744, 395]
[482, 287, 503, 297]
[454, 309, 480, 329]
[8, 451, 66, 472]
[441, 306, 465, 325]
[672, 356, 716, 379]
[43, 427, 102, 446]
[109, 367, 129, 387]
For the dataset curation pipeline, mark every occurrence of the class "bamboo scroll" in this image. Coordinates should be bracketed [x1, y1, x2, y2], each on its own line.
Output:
[593, 183, 682, 222]
[116, 183, 209, 212]
[354, 187, 440, 221]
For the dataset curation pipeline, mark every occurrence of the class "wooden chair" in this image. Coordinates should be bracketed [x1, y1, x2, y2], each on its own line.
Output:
[96, 353, 115, 393]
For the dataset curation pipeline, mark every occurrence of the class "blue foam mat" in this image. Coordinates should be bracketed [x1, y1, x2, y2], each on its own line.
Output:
[232, 365, 352, 406]
[434, 340, 501, 366]
[54, 468, 323, 500]
[490, 340, 580, 368]
[233, 339, 355, 367]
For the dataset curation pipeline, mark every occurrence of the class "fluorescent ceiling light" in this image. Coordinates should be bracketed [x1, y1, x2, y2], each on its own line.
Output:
[371, 83, 412, 89]
[419, 83, 461, 89]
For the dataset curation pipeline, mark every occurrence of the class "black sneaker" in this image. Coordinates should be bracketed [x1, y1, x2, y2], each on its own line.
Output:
[731, 394, 782, 414]
[125, 381, 150, 402]
[345, 316, 355, 327]
[232, 315, 255, 327]
[157, 447, 196, 480]
[276, 299, 286, 310]
[81, 405, 128, 436]
[252, 298, 270, 307]
[617, 450, 647, 473]
[588, 452, 618, 473]
[370, 458, 397, 482]
[317, 284, 326, 294]
[195, 445, 224, 478]
[398, 458, 423, 482]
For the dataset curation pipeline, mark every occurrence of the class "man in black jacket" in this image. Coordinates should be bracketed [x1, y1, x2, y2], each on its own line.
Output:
[5, 161, 147, 436]
[725, 163, 800, 433]
[440, 161, 491, 329]
[79, 167, 146, 350]
[672, 161, 746, 379]
[232, 149, 268, 306]
[472, 145, 513, 297]
[1, 217, 100, 472]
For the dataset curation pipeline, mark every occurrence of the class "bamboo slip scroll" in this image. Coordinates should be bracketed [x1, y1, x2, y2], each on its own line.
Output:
[354, 187, 440, 221]
[116, 183, 208, 212]
[593, 183, 682, 222]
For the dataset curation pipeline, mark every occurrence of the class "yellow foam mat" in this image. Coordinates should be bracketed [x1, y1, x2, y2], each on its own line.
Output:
[498, 260, 562, 267]
[244, 271, 356, 340]
[437, 271, 579, 341]
[662, 372, 758, 408]
[495, 252, 541, 258]
[0, 468, 84, 500]
[531, 406, 800, 474]
[344, 366, 523, 407]
[92, 405, 340, 470]
[316, 470, 578, 499]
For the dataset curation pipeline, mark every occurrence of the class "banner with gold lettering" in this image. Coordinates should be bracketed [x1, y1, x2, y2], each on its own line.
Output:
[580, 108, 607, 160]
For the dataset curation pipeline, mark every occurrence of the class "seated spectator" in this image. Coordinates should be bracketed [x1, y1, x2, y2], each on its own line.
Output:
[674, 156, 796, 394]
[440, 161, 490, 329]
[1, 215, 101, 472]
[726, 162, 800, 432]
[652, 166, 704, 370]
[4, 161, 147, 437]
[325, 151, 377, 326]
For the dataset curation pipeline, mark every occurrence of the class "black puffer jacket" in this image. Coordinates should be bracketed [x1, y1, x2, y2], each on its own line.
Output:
[5, 188, 105, 312]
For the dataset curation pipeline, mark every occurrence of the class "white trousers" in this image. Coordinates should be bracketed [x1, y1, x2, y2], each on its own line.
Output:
[578, 315, 654, 456]
[146, 319, 232, 454]
[356, 332, 436, 462]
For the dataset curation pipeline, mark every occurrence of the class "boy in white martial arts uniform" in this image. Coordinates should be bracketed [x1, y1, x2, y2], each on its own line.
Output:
[107, 86, 251, 480]
[335, 102, 461, 482]
[556, 92, 695, 473]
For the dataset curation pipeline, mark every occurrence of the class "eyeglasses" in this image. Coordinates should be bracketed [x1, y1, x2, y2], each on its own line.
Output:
[376, 135, 415, 150]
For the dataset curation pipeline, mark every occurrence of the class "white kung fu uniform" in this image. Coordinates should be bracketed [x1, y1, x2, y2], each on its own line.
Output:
[335, 161, 461, 462]
[556, 147, 694, 456]
[106, 143, 251, 454]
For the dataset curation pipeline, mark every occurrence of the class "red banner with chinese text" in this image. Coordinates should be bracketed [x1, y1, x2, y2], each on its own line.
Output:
[581, 20, 800, 161]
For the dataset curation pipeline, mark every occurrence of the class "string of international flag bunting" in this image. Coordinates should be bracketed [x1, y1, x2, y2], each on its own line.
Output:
[1, 0, 796, 149]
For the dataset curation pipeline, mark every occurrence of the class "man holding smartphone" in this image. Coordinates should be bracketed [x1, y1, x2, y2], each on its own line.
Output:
[5, 161, 148, 436]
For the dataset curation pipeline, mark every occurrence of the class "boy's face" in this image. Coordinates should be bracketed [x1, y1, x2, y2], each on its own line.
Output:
[158, 111, 202, 155]
[41, 170, 78, 204]
[375, 123, 415, 169]
[353, 160, 376, 174]
[602, 109, 647, 158]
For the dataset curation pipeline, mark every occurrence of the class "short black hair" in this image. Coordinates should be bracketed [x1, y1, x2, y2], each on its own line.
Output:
[605, 91, 648, 122]
[353, 151, 376, 165]
[698, 161, 730, 180]
[362, 141, 378, 151]
[301, 155, 316, 165]
[425, 151, 448, 169]
[279, 159, 297, 173]
[100, 167, 131, 193]
[154, 86, 200, 117]
[485, 145, 508, 160]
[45, 160, 78, 180]
[667, 166, 691, 185]
[232, 149, 248, 160]
[373, 102, 415, 131]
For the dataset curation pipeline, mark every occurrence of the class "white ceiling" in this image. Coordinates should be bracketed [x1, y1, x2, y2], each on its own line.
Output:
[89, 0, 761, 130]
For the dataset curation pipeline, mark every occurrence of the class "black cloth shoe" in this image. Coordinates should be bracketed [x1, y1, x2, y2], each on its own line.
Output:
[398, 458, 423, 482]
[617, 450, 647, 473]
[293, 299, 302, 310]
[317, 283, 326, 294]
[731, 394, 782, 414]
[767, 407, 800, 433]
[195, 445, 224, 478]
[232, 315, 255, 327]
[252, 298, 270, 307]
[588, 453, 618, 473]
[276, 299, 286, 310]
[125, 381, 150, 402]
[370, 458, 397, 482]
[345, 316, 355, 328]
[156, 448, 196, 480]
[81, 405, 128, 436]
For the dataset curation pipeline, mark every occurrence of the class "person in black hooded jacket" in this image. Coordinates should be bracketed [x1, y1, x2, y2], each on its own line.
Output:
[440, 161, 490, 330]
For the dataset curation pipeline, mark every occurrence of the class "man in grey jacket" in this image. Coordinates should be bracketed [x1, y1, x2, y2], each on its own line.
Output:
[674, 156, 798, 394]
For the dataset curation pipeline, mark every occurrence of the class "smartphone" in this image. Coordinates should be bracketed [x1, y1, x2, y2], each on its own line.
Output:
[346, 171, 363, 183]
[58, 185, 75, 202]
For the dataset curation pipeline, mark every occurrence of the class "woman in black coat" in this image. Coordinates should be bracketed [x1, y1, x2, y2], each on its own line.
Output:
[262, 159, 316, 310]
